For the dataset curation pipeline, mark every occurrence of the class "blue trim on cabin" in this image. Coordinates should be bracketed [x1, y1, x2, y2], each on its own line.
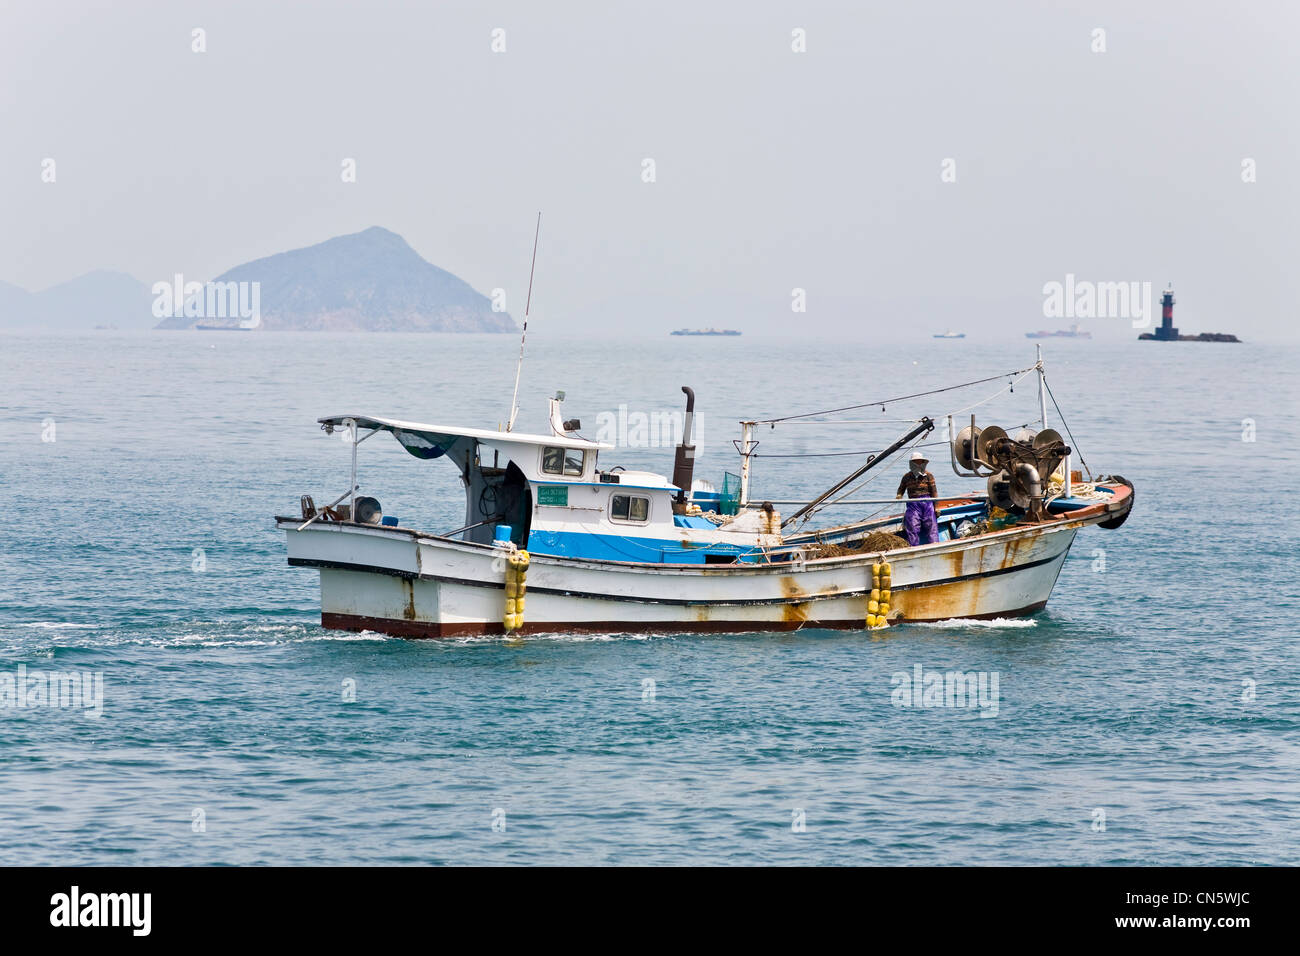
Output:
[536, 479, 680, 493]
[525, 528, 760, 564]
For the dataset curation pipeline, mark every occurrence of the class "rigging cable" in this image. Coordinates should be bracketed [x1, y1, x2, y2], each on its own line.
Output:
[752, 425, 1035, 459]
[942, 367, 1039, 418]
[1042, 377, 1094, 479]
[746, 364, 1044, 529]
[754, 363, 1038, 424]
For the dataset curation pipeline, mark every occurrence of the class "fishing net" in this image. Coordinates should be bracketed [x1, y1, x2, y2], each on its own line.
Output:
[861, 531, 910, 552]
[719, 472, 741, 516]
[813, 530, 909, 558]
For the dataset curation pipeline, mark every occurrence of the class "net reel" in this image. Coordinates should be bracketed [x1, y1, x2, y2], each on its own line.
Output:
[949, 416, 1070, 520]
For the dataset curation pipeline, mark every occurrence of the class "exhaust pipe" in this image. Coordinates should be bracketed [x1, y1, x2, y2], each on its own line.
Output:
[671, 386, 696, 512]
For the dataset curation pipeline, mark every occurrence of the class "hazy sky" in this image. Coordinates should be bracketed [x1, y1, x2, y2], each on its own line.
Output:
[2, 0, 1297, 340]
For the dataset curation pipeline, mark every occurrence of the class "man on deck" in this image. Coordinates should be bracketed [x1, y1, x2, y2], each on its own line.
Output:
[896, 450, 940, 546]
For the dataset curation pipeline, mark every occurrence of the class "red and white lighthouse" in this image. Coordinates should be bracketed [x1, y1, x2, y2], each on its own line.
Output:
[1154, 284, 1178, 341]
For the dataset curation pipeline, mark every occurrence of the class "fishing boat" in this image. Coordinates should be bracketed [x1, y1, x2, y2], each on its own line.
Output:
[933, 330, 966, 339]
[276, 354, 1133, 638]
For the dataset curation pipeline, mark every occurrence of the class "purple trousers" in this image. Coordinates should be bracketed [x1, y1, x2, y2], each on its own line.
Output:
[903, 500, 939, 546]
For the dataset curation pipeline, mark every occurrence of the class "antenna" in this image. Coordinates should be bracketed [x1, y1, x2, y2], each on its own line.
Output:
[506, 212, 541, 432]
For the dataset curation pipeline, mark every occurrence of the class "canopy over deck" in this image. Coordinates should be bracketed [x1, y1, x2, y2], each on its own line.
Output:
[318, 414, 611, 461]
[316, 414, 616, 548]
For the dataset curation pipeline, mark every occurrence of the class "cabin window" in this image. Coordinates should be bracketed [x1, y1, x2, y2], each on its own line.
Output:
[610, 494, 650, 523]
[542, 446, 585, 477]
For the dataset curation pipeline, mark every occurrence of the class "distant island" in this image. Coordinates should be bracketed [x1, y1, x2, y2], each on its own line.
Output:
[155, 226, 517, 333]
[0, 271, 155, 331]
[0, 227, 517, 333]
[670, 328, 741, 336]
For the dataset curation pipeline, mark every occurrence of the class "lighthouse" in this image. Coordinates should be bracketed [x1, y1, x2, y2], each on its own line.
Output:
[1139, 283, 1240, 342]
[1154, 285, 1178, 340]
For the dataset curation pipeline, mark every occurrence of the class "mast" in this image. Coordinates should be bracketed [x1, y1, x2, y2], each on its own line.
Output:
[506, 212, 542, 432]
[1036, 345, 1072, 497]
[348, 417, 357, 515]
[1036, 344, 1047, 428]
[738, 421, 755, 507]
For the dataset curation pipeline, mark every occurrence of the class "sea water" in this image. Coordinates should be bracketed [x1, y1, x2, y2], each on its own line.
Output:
[1, 330, 1296, 864]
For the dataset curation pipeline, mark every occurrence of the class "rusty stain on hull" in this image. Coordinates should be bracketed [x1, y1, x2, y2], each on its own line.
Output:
[897, 533, 1045, 621]
[779, 575, 811, 623]
[898, 577, 979, 621]
[783, 602, 810, 623]
[899, 546, 980, 620]
[401, 579, 417, 621]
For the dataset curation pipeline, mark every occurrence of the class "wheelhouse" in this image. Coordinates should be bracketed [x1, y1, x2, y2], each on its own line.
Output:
[317, 414, 767, 563]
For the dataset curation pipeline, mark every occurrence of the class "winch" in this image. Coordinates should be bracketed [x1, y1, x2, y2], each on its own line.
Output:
[950, 420, 1070, 522]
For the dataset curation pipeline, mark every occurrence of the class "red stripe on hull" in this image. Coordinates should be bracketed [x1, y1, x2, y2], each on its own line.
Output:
[321, 602, 1049, 640]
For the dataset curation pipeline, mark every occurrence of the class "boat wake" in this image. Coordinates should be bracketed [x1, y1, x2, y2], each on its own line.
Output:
[435, 630, 661, 647]
[0, 621, 394, 650]
[912, 617, 1039, 629]
[17, 621, 98, 630]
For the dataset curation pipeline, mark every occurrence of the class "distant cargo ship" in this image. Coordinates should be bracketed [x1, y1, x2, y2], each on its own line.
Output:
[671, 328, 741, 336]
[1026, 324, 1091, 340]
[933, 330, 965, 339]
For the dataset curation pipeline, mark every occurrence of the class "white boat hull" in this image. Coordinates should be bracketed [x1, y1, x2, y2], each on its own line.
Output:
[278, 505, 1119, 637]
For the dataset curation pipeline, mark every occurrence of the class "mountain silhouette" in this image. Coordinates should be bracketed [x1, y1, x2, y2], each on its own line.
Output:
[154, 227, 517, 332]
